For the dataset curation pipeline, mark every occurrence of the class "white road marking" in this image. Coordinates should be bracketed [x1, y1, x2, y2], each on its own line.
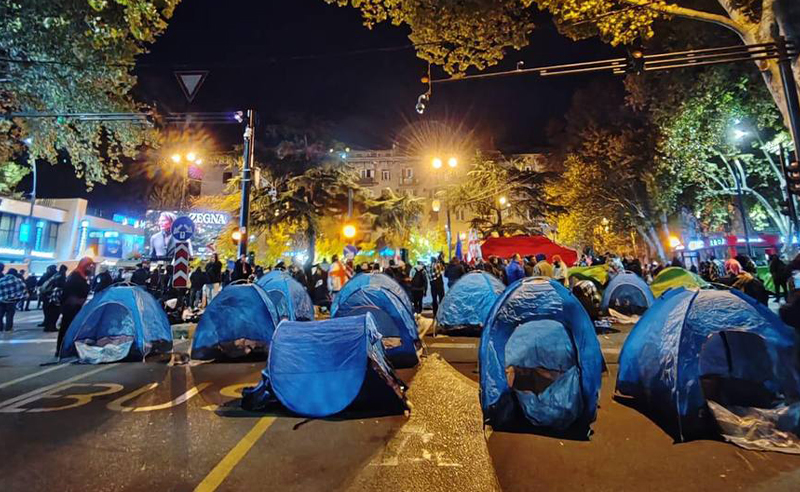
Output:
[0, 339, 56, 344]
[429, 343, 477, 349]
[107, 382, 211, 412]
[0, 363, 119, 410]
[0, 363, 68, 390]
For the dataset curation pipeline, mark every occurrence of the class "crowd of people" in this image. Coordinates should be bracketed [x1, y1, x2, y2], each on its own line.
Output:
[2, 243, 798, 362]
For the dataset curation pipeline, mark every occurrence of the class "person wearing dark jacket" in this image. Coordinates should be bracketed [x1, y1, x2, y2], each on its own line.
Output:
[36, 265, 57, 315]
[131, 263, 149, 286]
[232, 254, 252, 281]
[189, 266, 208, 308]
[444, 257, 466, 288]
[56, 258, 94, 356]
[309, 264, 330, 311]
[770, 254, 789, 302]
[410, 262, 428, 314]
[429, 257, 445, 317]
[92, 264, 113, 293]
[41, 265, 67, 332]
[204, 254, 223, 304]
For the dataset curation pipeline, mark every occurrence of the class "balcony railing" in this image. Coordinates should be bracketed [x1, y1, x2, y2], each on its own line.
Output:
[400, 177, 418, 186]
[357, 176, 378, 186]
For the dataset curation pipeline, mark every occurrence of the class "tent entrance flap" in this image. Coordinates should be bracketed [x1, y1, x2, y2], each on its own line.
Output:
[504, 319, 582, 429]
[73, 302, 136, 363]
[608, 285, 649, 315]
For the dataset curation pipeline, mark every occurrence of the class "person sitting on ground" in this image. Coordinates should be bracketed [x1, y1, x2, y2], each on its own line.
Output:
[533, 253, 554, 278]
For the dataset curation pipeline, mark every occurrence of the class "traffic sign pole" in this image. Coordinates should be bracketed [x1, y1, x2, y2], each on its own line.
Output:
[172, 242, 191, 289]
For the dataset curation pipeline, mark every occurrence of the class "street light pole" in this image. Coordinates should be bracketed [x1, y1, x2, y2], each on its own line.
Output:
[24, 156, 37, 261]
[238, 109, 255, 258]
[733, 169, 754, 257]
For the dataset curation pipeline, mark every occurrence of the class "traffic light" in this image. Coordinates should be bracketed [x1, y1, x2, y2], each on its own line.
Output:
[786, 159, 800, 196]
[625, 48, 645, 75]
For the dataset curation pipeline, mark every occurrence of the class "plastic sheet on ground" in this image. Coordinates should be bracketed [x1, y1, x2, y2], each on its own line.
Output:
[708, 401, 800, 454]
[346, 355, 501, 492]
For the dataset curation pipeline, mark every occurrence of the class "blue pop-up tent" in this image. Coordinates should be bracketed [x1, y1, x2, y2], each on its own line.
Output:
[436, 271, 505, 334]
[617, 288, 800, 448]
[59, 285, 172, 363]
[480, 277, 603, 434]
[332, 273, 419, 368]
[191, 284, 280, 360]
[255, 270, 314, 321]
[241, 313, 408, 418]
[601, 272, 655, 316]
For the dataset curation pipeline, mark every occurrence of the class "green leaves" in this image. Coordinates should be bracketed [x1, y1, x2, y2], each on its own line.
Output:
[2, 0, 179, 189]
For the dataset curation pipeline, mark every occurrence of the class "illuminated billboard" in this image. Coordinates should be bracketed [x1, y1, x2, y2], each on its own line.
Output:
[143, 210, 231, 260]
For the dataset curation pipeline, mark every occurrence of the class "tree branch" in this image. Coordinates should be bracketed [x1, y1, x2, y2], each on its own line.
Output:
[621, 0, 748, 38]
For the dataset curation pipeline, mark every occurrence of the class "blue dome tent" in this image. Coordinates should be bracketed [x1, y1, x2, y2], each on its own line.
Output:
[617, 289, 800, 448]
[601, 272, 655, 316]
[242, 314, 408, 418]
[332, 273, 419, 368]
[191, 284, 280, 360]
[480, 277, 603, 434]
[436, 271, 505, 334]
[255, 270, 314, 321]
[59, 285, 172, 363]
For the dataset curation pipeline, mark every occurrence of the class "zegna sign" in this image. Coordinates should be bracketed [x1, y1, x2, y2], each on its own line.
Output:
[187, 212, 230, 226]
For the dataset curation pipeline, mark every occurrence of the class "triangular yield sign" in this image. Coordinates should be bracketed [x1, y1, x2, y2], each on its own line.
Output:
[174, 70, 209, 103]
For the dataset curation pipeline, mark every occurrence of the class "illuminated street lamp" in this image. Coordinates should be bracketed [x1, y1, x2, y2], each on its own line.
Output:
[498, 195, 508, 206]
[431, 199, 441, 213]
[231, 230, 242, 243]
[343, 224, 357, 239]
[448, 156, 458, 168]
[432, 157, 443, 169]
[171, 153, 182, 163]
[431, 154, 459, 260]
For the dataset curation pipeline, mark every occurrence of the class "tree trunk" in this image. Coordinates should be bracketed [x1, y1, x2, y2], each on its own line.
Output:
[305, 223, 316, 269]
[636, 225, 658, 259]
[496, 209, 504, 236]
[647, 225, 668, 261]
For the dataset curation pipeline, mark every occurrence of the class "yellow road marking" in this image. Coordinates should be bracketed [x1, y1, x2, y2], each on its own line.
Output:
[0, 363, 68, 390]
[0, 364, 118, 410]
[194, 417, 276, 492]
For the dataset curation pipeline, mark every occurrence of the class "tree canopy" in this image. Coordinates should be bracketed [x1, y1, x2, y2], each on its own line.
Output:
[1, 0, 180, 189]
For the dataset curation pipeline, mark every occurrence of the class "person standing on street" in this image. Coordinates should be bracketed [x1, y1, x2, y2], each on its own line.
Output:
[429, 257, 445, 317]
[189, 266, 208, 308]
[0, 266, 28, 332]
[23, 271, 38, 311]
[56, 257, 94, 356]
[36, 265, 57, 312]
[232, 254, 252, 282]
[204, 253, 223, 306]
[770, 254, 789, 303]
[92, 264, 113, 293]
[552, 255, 568, 285]
[410, 261, 429, 315]
[505, 254, 525, 286]
[41, 265, 67, 332]
[444, 257, 466, 289]
[328, 254, 350, 296]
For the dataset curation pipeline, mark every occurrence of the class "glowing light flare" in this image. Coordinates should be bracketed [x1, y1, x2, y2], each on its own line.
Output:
[171, 154, 182, 163]
[448, 157, 458, 168]
[432, 157, 443, 169]
[343, 224, 357, 239]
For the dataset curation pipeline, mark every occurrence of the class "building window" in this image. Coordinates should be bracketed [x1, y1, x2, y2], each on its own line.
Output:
[456, 210, 466, 221]
[360, 168, 375, 179]
[403, 168, 413, 179]
[381, 170, 391, 181]
[0, 213, 15, 247]
[43, 222, 58, 251]
[524, 166, 532, 172]
[222, 171, 233, 184]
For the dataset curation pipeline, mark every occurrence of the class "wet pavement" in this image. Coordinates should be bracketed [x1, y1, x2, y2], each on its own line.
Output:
[1, 310, 800, 491]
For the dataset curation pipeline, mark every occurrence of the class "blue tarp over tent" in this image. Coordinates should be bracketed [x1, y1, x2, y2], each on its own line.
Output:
[601, 272, 655, 316]
[436, 271, 505, 334]
[480, 277, 603, 434]
[191, 284, 280, 360]
[617, 288, 800, 447]
[255, 270, 315, 321]
[241, 313, 407, 418]
[59, 285, 172, 363]
[332, 273, 419, 368]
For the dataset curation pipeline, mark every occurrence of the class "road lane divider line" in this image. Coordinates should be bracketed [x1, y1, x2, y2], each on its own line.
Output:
[429, 343, 477, 349]
[0, 363, 118, 410]
[193, 416, 276, 492]
[0, 363, 68, 390]
[0, 339, 57, 344]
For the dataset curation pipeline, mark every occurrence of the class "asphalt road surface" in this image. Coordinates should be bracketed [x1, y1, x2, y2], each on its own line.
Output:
[1, 309, 799, 491]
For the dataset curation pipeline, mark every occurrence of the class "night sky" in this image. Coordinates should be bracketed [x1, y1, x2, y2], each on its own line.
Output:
[28, 0, 619, 215]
